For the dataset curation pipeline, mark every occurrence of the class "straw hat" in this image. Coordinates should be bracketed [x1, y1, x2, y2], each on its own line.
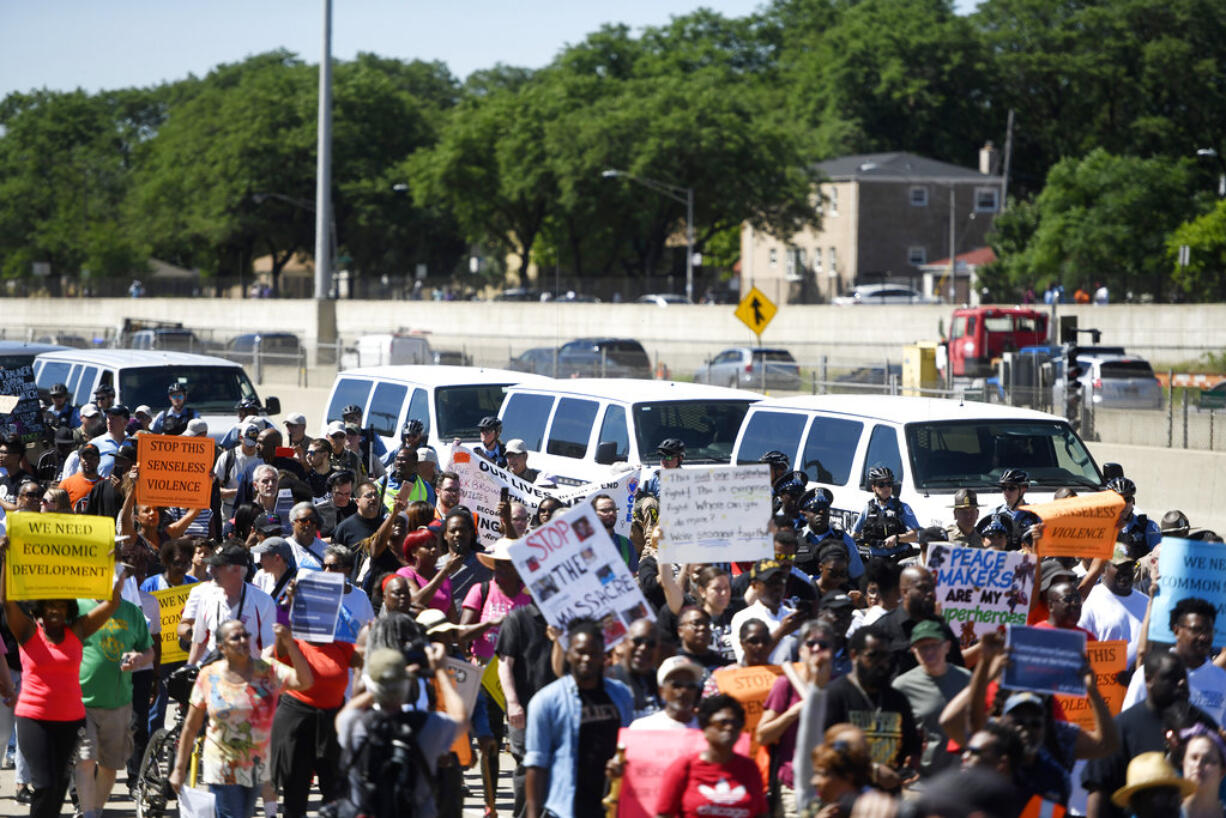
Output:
[1111, 752, 1195, 808]
[477, 537, 518, 570]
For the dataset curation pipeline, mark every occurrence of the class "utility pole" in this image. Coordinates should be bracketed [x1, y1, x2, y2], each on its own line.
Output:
[1000, 109, 1015, 212]
[314, 0, 334, 300]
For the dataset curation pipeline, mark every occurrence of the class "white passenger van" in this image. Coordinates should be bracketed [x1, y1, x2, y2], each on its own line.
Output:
[321, 366, 549, 454]
[497, 379, 761, 485]
[731, 395, 1104, 529]
[33, 350, 278, 442]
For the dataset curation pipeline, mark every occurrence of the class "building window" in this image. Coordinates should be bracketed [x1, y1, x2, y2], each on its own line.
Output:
[828, 187, 839, 216]
[797, 248, 807, 269]
[828, 247, 838, 273]
[785, 249, 796, 279]
[814, 249, 823, 274]
[909, 186, 928, 207]
[975, 187, 1000, 213]
[769, 248, 778, 270]
[907, 246, 927, 266]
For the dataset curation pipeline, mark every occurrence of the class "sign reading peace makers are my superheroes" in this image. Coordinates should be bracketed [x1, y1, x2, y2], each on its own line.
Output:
[928, 544, 1036, 648]
[505, 501, 652, 649]
[4, 512, 115, 600]
[137, 433, 214, 510]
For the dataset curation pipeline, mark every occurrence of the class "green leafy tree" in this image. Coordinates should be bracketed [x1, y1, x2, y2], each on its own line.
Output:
[1168, 200, 1226, 301]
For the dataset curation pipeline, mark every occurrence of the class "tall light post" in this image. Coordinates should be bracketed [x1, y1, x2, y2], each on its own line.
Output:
[315, 0, 334, 300]
[602, 169, 695, 302]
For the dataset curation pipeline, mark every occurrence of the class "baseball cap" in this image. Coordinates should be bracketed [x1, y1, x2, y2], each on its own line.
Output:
[417, 447, 438, 465]
[344, 423, 360, 436]
[1110, 543, 1138, 565]
[909, 619, 946, 645]
[365, 648, 408, 687]
[80, 403, 100, 418]
[240, 422, 260, 443]
[134, 405, 153, 419]
[186, 418, 209, 437]
[105, 404, 131, 418]
[54, 426, 76, 446]
[1002, 691, 1045, 715]
[326, 420, 347, 437]
[1038, 558, 1078, 594]
[250, 536, 294, 562]
[283, 412, 307, 426]
[950, 489, 979, 509]
[77, 442, 100, 457]
[750, 558, 788, 582]
[505, 438, 528, 455]
[114, 441, 137, 463]
[255, 514, 284, 534]
[820, 590, 854, 611]
[205, 543, 251, 567]
[656, 655, 703, 687]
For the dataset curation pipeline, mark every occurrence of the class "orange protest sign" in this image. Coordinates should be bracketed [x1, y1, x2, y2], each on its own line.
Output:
[713, 664, 787, 738]
[1023, 492, 1126, 560]
[1055, 640, 1127, 730]
[136, 434, 214, 510]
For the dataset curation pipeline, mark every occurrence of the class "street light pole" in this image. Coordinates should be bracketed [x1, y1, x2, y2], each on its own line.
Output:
[314, 0, 334, 299]
[602, 169, 695, 302]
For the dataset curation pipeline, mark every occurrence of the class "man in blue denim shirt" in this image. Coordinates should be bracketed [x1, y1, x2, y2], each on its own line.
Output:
[524, 618, 634, 818]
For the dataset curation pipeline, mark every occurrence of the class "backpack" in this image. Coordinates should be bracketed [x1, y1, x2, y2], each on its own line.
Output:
[220, 447, 237, 485]
[338, 708, 432, 818]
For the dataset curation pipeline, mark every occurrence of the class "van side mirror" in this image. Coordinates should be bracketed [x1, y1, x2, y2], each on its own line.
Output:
[594, 441, 620, 465]
[263, 396, 281, 416]
[1101, 461, 1124, 482]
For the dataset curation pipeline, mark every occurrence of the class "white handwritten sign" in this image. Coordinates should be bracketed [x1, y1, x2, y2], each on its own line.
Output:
[657, 465, 773, 564]
[506, 501, 652, 649]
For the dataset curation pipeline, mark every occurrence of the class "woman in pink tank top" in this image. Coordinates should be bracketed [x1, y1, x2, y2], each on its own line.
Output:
[4, 556, 123, 818]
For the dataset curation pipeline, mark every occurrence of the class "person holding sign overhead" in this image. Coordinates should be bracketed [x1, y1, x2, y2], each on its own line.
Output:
[2, 544, 126, 818]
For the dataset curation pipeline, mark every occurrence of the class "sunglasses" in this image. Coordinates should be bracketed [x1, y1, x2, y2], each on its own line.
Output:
[630, 636, 658, 648]
[666, 680, 701, 690]
[806, 638, 831, 650]
[322, 563, 345, 572]
[872, 481, 892, 488]
[743, 636, 769, 645]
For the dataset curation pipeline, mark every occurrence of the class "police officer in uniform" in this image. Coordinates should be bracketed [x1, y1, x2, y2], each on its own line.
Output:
[772, 470, 809, 530]
[796, 487, 863, 581]
[759, 450, 790, 486]
[44, 383, 80, 430]
[340, 403, 388, 473]
[474, 415, 507, 468]
[381, 418, 427, 468]
[1110, 476, 1161, 557]
[975, 513, 1013, 550]
[946, 488, 983, 548]
[638, 438, 686, 498]
[991, 468, 1042, 550]
[376, 446, 435, 512]
[851, 465, 919, 560]
[218, 397, 272, 450]
[151, 382, 198, 433]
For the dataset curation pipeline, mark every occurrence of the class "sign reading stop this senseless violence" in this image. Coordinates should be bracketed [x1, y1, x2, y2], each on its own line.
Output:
[136, 433, 214, 510]
[1022, 491, 1125, 561]
[4, 512, 115, 601]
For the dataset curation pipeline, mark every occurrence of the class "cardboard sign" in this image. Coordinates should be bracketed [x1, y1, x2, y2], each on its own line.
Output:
[929, 544, 1036, 648]
[1149, 537, 1226, 646]
[1023, 493, 1126, 560]
[1004, 625, 1087, 697]
[0, 364, 45, 443]
[657, 465, 773, 564]
[289, 570, 345, 642]
[450, 443, 637, 548]
[1055, 640, 1127, 729]
[151, 584, 195, 664]
[136, 434, 214, 510]
[616, 728, 752, 818]
[481, 656, 506, 711]
[4, 512, 114, 601]
[506, 501, 653, 649]
[441, 655, 482, 716]
[712, 664, 786, 740]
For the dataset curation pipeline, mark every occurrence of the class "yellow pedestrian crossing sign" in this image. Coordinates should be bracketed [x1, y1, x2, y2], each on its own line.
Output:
[735, 286, 777, 337]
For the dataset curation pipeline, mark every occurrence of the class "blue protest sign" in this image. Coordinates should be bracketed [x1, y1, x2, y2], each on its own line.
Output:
[1004, 625, 1087, 697]
[1149, 537, 1226, 646]
[289, 570, 345, 643]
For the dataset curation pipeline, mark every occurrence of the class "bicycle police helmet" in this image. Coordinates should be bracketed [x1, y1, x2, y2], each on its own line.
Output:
[1106, 476, 1137, 497]
[93, 384, 115, 397]
[478, 416, 502, 432]
[341, 404, 363, 419]
[402, 419, 424, 439]
[657, 438, 686, 457]
[759, 450, 790, 467]
[800, 487, 834, 512]
[867, 465, 895, 485]
[997, 468, 1030, 486]
[49, 383, 68, 398]
[235, 397, 261, 413]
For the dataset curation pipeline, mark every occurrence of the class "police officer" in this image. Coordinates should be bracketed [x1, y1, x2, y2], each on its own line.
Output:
[91, 383, 116, 415]
[772, 470, 809, 529]
[474, 416, 507, 468]
[45, 383, 80, 430]
[151, 382, 198, 433]
[946, 489, 983, 548]
[218, 397, 271, 449]
[340, 403, 388, 474]
[796, 487, 863, 581]
[759, 450, 790, 486]
[638, 438, 686, 498]
[1111, 476, 1161, 557]
[851, 465, 919, 560]
[991, 469, 1042, 549]
[381, 418, 427, 468]
[976, 513, 1013, 551]
[376, 446, 436, 513]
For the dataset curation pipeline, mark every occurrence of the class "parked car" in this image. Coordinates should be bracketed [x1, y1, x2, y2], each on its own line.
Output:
[1073, 352, 1163, 410]
[694, 347, 801, 390]
[509, 347, 559, 377]
[432, 349, 472, 367]
[224, 333, 304, 363]
[34, 333, 92, 349]
[129, 327, 206, 352]
[834, 364, 902, 386]
[832, 284, 941, 305]
[493, 288, 543, 302]
[556, 338, 652, 379]
[636, 293, 692, 307]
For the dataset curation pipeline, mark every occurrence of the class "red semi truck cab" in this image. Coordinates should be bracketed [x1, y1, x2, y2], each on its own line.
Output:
[947, 307, 1049, 377]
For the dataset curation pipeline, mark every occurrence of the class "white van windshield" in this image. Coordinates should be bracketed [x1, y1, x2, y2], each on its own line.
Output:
[905, 420, 1101, 491]
[436, 384, 514, 439]
[118, 366, 258, 413]
[633, 400, 753, 465]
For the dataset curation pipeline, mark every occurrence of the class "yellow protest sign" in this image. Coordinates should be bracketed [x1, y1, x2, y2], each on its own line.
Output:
[137, 434, 214, 510]
[1024, 492, 1126, 560]
[481, 655, 506, 711]
[1055, 640, 1127, 730]
[4, 512, 114, 601]
[734, 286, 777, 337]
[151, 584, 195, 664]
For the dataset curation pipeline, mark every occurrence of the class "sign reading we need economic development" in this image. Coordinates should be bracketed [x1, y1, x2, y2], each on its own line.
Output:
[4, 512, 115, 601]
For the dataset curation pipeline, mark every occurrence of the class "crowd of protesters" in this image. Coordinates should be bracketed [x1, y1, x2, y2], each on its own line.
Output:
[0, 386, 1223, 818]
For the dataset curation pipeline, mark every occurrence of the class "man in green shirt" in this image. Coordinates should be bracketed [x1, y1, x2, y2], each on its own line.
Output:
[74, 597, 154, 818]
[891, 618, 971, 778]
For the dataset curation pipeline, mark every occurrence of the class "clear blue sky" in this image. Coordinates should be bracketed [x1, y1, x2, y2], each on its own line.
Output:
[0, 0, 978, 99]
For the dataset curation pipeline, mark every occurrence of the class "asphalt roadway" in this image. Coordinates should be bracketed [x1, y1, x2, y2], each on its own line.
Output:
[0, 752, 516, 818]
